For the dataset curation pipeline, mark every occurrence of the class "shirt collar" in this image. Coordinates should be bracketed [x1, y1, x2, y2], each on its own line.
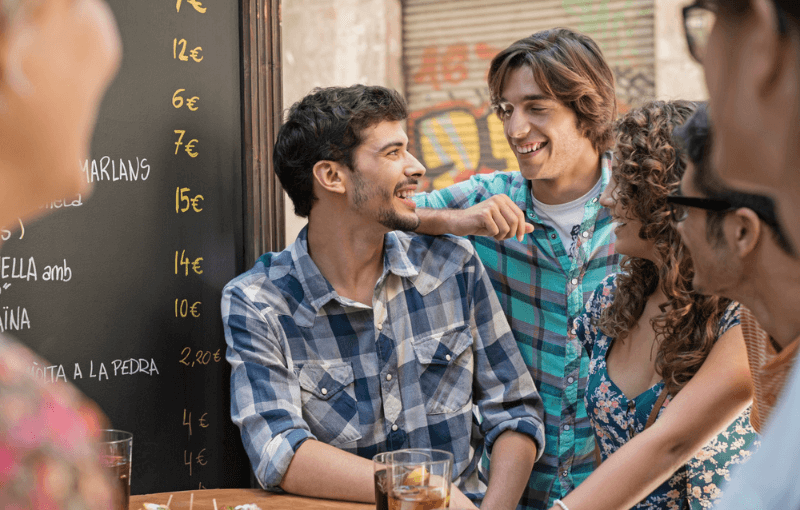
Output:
[525, 150, 612, 223]
[288, 227, 420, 327]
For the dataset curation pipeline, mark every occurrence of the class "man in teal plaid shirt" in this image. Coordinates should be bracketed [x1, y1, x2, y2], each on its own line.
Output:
[414, 28, 620, 510]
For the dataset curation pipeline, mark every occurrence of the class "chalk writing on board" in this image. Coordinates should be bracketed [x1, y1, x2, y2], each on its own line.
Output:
[0, 257, 72, 282]
[176, 188, 204, 213]
[1, 219, 24, 241]
[182, 409, 210, 438]
[1, 306, 30, 332]
[183, 448, 208, 477]
[81, 157, 151, 182]
[41, 194, 85, 210]
[175, 0, 207, 14]
[174, 130, 199, 157]
[173, 39, 203, 63]
[173, 89, 200, 111]
[175, 298, 202, 318]
[178, 347, 221, 367]
[27, 358, 161, 384]
[175, 250, 203, 276]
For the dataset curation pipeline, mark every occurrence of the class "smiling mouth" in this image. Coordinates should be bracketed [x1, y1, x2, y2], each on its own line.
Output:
[515, 141, 547, 154]
[396, 189, 415, 200]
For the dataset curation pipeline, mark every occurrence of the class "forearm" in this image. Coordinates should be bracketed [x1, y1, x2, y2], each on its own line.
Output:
[279, 439, 375, 502]
[552, 426, 705, 510]
[414, 207, 458, 235]
[481, 431, 537, 510]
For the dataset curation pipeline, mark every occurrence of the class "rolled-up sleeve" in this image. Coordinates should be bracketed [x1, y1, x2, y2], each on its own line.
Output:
[466, 252, 546, 460]
[222, 281, 315, 490]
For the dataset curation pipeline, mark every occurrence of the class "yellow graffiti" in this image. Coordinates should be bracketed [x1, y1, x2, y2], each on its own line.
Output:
[413, 106, 520, 190]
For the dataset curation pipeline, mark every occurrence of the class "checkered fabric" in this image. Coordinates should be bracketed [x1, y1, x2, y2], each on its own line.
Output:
[413, 153, 619, 510]
[222, 229, 545, 504]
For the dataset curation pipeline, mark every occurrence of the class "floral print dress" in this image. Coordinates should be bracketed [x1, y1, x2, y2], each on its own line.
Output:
[574, 275, 760, 509]
[0, 335, 113, 510]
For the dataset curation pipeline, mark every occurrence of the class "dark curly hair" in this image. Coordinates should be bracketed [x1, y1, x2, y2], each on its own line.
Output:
[487, 28, 617, 154]
[273, 85, 408, 217]
[599, 100, 733, 396]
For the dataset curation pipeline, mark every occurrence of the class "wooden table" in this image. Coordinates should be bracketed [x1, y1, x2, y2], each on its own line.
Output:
[130, 488, 375, 510]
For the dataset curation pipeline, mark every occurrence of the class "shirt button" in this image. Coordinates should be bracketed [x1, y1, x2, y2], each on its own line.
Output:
[567, 377, 574, 384]
[321, 388, 328, 395]
[562, 471, 568, 477]
[582, 231, 589, 238]
[386, 374, 392, 381]
[392, 424, 398, 431]
[571, 328, 577, 335]
[445, 354, 451, 361]
[592, 197, 598, 203]
[376, 323, 383, 331]
[550, 233, 557, 240]
[564, 424, 571, 431]
[571, 278, 578, 285]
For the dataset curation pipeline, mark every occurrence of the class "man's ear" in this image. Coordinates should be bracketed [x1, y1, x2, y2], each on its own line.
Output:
[726, 208, 762, 259]
[312, 160, 347, 195]
[751, 0, 794, 97]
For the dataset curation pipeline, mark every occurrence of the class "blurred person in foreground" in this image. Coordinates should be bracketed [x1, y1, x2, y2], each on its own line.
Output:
[221, 84, 544, 510]
[552, 101, 758, 510]
[413, 28, 620, 510]
[670, 104, 800, 432]
[0, 0, 122, 508]
[679, 0, 800, 508]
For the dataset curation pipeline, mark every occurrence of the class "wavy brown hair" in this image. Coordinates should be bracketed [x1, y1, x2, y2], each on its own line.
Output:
[599, 100, 732, 396]
[488, 28, 617, 154]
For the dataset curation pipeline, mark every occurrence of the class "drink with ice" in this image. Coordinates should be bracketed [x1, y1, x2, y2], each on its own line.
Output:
[388, 485, 447, 510]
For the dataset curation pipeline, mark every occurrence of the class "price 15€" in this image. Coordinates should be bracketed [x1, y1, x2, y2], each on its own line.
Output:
[176, 187, 204, 213]
[175, 250, 203, 276]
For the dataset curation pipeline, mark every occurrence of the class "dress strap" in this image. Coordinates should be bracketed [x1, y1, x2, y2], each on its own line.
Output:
[645, 389, 669, 429]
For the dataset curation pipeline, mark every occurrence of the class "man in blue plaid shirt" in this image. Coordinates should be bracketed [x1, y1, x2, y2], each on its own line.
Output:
[222, 85, 544, 509]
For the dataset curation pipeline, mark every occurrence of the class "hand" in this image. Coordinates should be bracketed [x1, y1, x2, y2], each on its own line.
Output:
[449, 195, 533, 241]
[449, 486, 480, 510]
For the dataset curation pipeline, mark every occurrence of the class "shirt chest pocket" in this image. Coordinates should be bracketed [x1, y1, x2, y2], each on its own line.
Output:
[297, 362, 362, 446]
[411, 325, 474, 415]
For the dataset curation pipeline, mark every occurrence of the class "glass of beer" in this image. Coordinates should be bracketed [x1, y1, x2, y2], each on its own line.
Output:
[99, 429, 133, 510]
[385, 449, 453, 510]
[373, 451, 393, 510]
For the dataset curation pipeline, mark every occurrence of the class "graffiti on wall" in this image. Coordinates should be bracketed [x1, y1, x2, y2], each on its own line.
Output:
[408, 101, 517, 192]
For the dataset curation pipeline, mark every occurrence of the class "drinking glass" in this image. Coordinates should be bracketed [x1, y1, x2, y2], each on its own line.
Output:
[99, 429, 133, 510]
[384, 449, 453, 510]
[373, 451, 393, 510]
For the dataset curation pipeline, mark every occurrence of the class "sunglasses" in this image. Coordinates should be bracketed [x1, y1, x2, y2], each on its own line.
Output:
[682, 0, 788, 64]
[666, 193, 734, 223]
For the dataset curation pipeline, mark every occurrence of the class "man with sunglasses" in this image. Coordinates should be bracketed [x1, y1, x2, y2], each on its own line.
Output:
[669, 104, 799, 433]
[682, 0, 800, 252]
[669, 101, 800, 507]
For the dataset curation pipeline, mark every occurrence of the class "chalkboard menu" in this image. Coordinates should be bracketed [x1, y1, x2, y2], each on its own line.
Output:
[0, 0, 252, 494]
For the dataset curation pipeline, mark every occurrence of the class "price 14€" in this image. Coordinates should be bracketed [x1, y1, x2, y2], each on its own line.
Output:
[175, 250, 203, 276]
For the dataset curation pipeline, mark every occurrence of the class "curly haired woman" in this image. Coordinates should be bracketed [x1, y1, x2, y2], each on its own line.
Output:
[549, 101, 759, 510]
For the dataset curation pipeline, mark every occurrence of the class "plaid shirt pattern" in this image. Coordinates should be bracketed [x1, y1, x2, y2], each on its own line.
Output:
[414, 153, 619, 510]
[222, 229, 545, 503]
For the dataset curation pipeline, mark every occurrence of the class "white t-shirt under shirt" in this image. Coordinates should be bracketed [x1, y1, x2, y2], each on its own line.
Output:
[531, 178, 603, 260]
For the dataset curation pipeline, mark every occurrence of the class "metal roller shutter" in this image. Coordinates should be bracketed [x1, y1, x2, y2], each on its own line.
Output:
[403, 0, 655, 190]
